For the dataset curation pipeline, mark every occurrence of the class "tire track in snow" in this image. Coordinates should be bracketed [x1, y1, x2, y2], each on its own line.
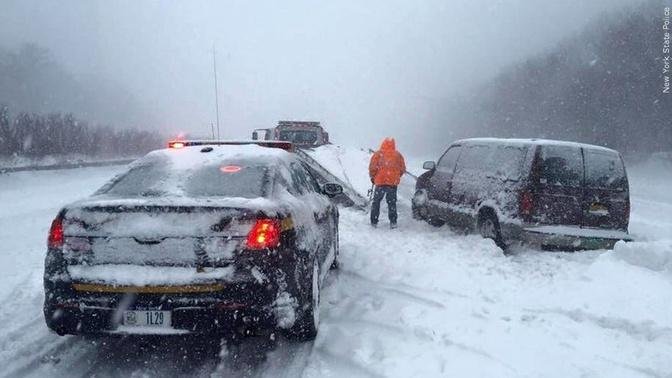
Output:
[81, 336, 221, 377]
[2, 334, 86, 377]
[254, 339, 314, 378]
[598, 357, 666, 378]
[309, 345, 385, 378]
[343, 265, 470, 299]
[338, 269, 456, 309]
[525, 308, 672, 343]
[439, 334, 518, 374]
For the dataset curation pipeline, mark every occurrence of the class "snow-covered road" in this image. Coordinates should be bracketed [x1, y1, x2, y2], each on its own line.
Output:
[0, 149, 671, 377]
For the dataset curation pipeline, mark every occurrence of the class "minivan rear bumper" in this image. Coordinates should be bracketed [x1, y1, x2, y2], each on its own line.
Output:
[518, 225, 633, 251]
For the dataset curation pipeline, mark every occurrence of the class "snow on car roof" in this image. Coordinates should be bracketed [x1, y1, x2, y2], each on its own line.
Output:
[83, 144, 297, 205]
[148, 143, 295, 171]
[454, 138, 619, 153]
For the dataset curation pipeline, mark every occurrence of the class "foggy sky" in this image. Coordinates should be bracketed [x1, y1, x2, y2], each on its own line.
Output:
[0, 0, 641, 154]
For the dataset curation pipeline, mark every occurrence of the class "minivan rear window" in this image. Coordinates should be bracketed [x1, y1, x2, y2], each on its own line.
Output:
[539, 146, 583, 187]
[584, 150, 627, 190]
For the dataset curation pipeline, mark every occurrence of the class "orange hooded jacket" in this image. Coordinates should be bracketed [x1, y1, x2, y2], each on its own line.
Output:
[369, 138, 406, 186]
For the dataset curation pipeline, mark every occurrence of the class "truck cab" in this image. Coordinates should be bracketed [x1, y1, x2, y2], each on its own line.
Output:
[252, 121, 330, 148]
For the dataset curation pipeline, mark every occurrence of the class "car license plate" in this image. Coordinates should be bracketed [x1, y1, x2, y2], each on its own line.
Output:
[123, 310, 171, 327]
[589, 203, 609, 216]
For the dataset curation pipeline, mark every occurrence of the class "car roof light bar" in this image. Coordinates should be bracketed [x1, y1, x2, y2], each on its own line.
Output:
[167, 140, 295, 151]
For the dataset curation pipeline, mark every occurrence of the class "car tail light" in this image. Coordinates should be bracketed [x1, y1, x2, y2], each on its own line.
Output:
[519, 191, 534, 219]
[246, 219, 281, 250]
[48, 216, 64, 249]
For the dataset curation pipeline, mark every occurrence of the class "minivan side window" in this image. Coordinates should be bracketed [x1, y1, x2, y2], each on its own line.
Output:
[491, 145, 527, 180]
[539, 146, 583, 187]
[456, 144, 492, 171]
[584, 150, 627, 190]
[436, 145, 461, 173]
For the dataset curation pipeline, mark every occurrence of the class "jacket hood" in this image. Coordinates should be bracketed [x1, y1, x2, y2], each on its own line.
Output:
[380, 138, 396, 152]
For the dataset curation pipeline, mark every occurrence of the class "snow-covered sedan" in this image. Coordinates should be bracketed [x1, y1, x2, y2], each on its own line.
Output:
[44, 141, 342, 340]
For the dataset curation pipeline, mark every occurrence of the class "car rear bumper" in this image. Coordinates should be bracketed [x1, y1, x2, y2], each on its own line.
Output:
[44, 274, 285, 336]
[516, 225, 633, 250]
[45, 303, 276, 336]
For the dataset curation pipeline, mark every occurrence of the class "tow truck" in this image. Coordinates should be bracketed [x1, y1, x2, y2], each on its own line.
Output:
[252, 121, 330, 148]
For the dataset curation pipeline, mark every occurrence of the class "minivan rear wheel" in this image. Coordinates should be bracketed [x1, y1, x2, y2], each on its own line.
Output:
[427, 216, 445, 227]
[478, 212, 506, 250]
[412, 203, 427, 220]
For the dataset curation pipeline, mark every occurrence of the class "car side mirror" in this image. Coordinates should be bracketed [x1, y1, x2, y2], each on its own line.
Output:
[322, 182, 343, 197]
[252, 131, 259, 140]
[423, 161, 436, 170]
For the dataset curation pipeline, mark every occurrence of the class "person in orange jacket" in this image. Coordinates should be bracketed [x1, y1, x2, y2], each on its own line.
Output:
[369, 137, 406, 228]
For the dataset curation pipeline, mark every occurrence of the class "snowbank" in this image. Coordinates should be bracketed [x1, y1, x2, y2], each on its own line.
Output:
[610, 240, 672, 276]
[0, 154, 138, 171]
[304, 144, 427, 202]
[304, 145, 373, 197]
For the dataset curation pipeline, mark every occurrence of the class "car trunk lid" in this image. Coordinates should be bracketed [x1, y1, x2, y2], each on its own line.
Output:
[62, 203, 257, 267]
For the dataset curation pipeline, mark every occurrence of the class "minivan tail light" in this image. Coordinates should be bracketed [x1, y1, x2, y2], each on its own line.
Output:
[624, 198, 630, 228]
[246, 219, 281, 250]
[48, 216, 64, 249]
[519, 191, 534, 218]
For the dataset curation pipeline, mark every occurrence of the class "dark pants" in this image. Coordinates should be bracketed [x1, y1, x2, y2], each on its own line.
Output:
[370, 185, 398, 224]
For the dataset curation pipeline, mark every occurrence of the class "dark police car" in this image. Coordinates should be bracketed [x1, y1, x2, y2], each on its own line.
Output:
[44, 141, 342, 340]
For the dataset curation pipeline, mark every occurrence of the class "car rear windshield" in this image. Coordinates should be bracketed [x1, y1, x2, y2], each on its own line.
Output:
[584, 149, 627, 190]
[539, 145, 583, 187]
[102, 159, 269, 198]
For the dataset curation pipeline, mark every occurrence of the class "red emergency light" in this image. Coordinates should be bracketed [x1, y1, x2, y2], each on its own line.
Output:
[219, 165, 242, 173]
[168, 141, 185, 149]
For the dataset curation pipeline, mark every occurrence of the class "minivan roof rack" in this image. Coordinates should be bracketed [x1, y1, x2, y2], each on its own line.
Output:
[455, 138, 617, 153]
